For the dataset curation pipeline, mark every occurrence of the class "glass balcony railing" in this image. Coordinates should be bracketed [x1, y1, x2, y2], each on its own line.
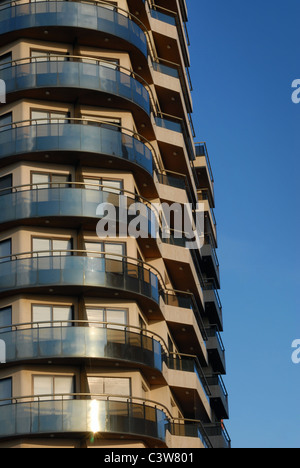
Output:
[150, 9, 176, 26]
[203, 423, 231, 449]
[152, 61, 180, 79]
[169, 421, 212, 449]
[166, 354, 211, 404]
[0, 57, 150, 115]
[0, 322, 163, 372]
[0, 1, 148, 58]
[155, 114, 195, 162]
[0, 119, 153, 176]
[0, 182, 154, 227]
[0, 251, 160, 305]
[0, 395, 167, 442]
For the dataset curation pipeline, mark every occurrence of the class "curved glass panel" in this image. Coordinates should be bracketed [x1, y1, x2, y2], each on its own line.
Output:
[0, 398, 167, 441]
[0, 326, 163, 371]
[0, 61, 150, 114]
[0, 187, 154, 226]
[0, 124, 153, 175]
[0, 255, 160, 304]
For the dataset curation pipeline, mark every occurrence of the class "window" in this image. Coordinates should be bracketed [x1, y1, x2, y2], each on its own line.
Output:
[32, 305, 73, 327]
[87, 377, 131, 400]
[0, 174, 12, 195]
[33, 375, 74, 401]
[81, 115, 121, 130]
[0, 306, 12, 333]
[84, 241, 125, 258]
[0, 238, 11, 263]
[32, 237, 73, 257]
[139, 314, 147, 330]
[31, 50, 67, 62]
[32, 172, 71, 189]
[0, 378, 12, 406]
[99, 58, 119, 70]
[86, 308, 127, 329]
[31, 110, 69, 124]
[86, 307, 127, 330]
[0, 52, 12, 70]
[102, 179, 123, 194]
[84, 241, 125, 273]
[83, 177, 122, 194]
[104, 242, 125, 260]
[0, 112, 12, 132]
[100, 2, 118, 11]
[80, 0, 117, 10]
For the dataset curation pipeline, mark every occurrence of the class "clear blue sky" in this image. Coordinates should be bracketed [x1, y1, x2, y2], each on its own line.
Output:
[188, 0, 300, 448]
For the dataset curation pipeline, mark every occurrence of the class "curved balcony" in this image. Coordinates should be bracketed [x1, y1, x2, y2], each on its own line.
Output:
[0, 119, 153, 178]
[0, 182, 156, 231]
[0, 322, 164, 372]
[0, 0, 148, 59]
[0, 395, 167, 444]
[0, 57, 151, 115]
[0, 251, 161, 306]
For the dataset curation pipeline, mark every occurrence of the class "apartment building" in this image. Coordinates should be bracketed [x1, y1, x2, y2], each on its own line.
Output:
[0, 0, 230, 448]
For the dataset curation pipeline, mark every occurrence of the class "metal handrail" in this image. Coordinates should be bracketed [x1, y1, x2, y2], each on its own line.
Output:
[205, 325, 225, 353]
[168, 352, 211, 397]
[0, 249, 166, 288]
[0, 181, 156, 210]
[0, 320, 210, 380]
[203, 233, 220, 268]
[0, 320, 169, 354]
[0, 393, 172, 420]
[197, 189, 217, 227]
[195, 142, 214, 184]
[146, 0, 190, 58]
[0, 319, 212, 398]
[0, 251, 208, 342]
[0, 116, 164, 173]
[203, 278, 222, 310]
[170, 418, 213, 449]
[0, 54, 159, 113]
[0, 392, 217, 442]
[0, 181, 196, 251]
[155, 111, 195, 163]
[164, 288, 207, 341]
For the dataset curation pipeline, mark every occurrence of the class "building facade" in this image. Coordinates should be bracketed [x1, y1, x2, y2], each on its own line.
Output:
[0, 0, 230, 449]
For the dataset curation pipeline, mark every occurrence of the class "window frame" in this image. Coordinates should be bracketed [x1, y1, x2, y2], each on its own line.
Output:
[0, 238, 12, 263]
[0, 173, 13, 195]
[32, 374, 75, 401]
[0, 377, 12, 406]
[0, 112, 12, 132]
[85, 307, 128, 329]
[31, 236, 73, 257]
[31, 303, 74, 328]
[0, 305, 12, 333]
[30, 171, 71, 189]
